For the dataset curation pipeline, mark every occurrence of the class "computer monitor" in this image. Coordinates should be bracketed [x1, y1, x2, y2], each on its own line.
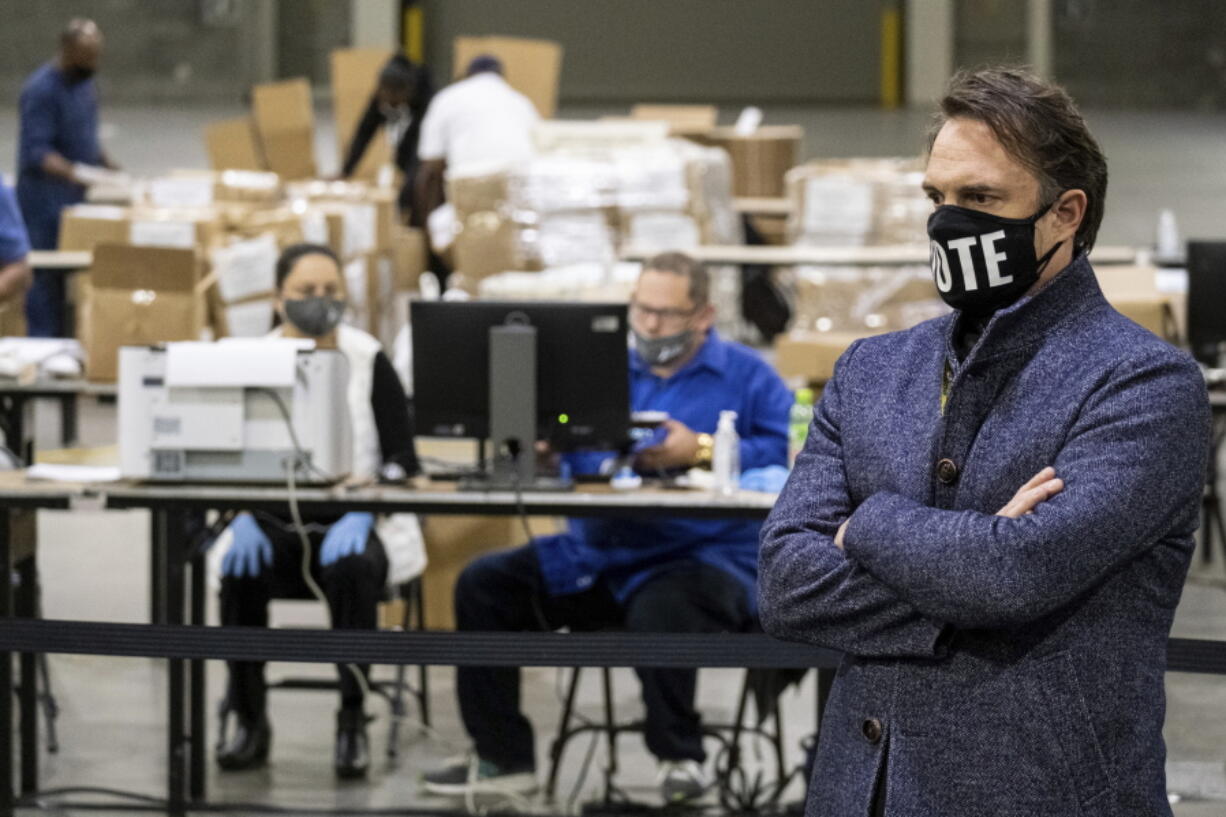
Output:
[1186, 241, 1226, 365]
[411, 301, 631, 488]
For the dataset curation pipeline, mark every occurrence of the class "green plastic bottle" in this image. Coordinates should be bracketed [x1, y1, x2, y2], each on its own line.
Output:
[788, 388, 815, 465]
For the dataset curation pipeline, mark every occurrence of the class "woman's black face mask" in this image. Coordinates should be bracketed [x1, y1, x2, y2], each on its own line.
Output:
[927, 198, 1063, 317]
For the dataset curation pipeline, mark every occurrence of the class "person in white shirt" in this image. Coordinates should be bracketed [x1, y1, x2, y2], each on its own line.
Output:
[413, 55, 539, 221]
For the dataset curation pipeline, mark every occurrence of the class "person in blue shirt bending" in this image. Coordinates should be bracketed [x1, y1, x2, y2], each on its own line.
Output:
[16, 19, 117, 337]
[423, 251, 794, 804]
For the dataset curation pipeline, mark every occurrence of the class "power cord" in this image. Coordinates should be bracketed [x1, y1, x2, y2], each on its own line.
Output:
[254, 388, 370, 705]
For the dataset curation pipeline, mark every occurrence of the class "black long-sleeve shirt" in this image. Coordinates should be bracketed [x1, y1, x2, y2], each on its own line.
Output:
[371, 350, 419, 477]
[340, 63, 435, 184]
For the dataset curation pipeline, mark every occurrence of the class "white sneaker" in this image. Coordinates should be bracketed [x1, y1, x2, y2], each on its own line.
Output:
[658, 759, 708, 803]
[422, 753, 538, 797]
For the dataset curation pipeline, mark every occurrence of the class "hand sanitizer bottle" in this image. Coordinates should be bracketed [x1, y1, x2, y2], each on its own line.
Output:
[713, 410, 740, 495]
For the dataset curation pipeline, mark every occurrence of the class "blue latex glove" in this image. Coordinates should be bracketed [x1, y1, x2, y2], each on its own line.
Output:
[320, 512, 375, 567]
[221, 513, 273, 578]
[739, 465, 791, 493]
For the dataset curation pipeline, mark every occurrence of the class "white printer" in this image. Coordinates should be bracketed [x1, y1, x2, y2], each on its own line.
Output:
[119, 340, 351, 483]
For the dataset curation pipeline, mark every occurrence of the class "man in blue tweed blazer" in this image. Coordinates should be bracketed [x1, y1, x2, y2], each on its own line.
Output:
[760, 67, 1212, 816]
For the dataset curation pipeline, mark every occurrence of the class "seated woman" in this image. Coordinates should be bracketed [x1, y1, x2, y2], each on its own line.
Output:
[213, 243, 423, 778]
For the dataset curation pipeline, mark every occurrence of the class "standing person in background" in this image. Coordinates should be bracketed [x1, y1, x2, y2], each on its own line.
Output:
[0, 182, 33, 336]
[339, 54, 434, 225]
[17, 18, 118, 337]
[413, 55, 539, 227]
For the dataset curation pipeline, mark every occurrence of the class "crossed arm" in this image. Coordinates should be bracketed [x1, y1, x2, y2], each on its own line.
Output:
[759, 343, 1209, 652]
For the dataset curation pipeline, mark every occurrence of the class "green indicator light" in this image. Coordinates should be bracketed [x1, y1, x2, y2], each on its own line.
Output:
[559, 413, 570, 424]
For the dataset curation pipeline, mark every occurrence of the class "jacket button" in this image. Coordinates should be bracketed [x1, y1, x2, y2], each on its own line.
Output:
[935, 458, 959, 484]
[861, 718, 883, 745]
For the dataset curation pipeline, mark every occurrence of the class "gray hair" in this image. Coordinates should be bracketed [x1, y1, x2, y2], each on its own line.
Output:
[643, 251, 709, 307]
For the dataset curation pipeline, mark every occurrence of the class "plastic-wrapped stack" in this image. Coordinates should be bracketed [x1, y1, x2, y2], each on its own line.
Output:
[788, 265, 948, 335]
[785, 158, 929, 247]
[447, 130, 742, 287]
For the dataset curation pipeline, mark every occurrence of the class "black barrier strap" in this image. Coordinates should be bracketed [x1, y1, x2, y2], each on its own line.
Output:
[0, 619, 841, 669]
[2, 619, 1226, 675]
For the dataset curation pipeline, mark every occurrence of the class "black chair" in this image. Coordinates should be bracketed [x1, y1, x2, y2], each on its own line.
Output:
[544, 662, 794, 810]
[260, 575, 431, 759]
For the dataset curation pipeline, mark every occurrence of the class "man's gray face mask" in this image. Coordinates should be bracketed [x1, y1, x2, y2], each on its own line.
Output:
[283, 296, 345, 337]
[633, 328, 693, 367]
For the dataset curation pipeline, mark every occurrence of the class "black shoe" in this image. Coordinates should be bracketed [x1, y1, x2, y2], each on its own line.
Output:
[335, 709, 370, 779]
[215, 713, 271, 771]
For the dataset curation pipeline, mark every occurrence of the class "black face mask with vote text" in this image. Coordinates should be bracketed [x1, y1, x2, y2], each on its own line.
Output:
[928, 202, 1063, 317]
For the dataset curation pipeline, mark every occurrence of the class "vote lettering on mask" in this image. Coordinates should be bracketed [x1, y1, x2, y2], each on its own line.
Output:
[927, 203, 1061, 316]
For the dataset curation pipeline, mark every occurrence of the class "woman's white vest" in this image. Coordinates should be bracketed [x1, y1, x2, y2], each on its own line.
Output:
[209, 325, 426, 589]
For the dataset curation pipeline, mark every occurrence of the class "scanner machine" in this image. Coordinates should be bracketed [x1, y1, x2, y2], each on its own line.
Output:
[118, 339, 350, 483]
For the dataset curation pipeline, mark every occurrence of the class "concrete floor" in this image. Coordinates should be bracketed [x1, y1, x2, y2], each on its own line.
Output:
[3, 102, 1226, 814]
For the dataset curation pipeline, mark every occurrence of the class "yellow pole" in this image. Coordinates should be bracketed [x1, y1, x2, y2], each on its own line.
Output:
[404, 3, 424, 62]
[881, 5, 902, 109]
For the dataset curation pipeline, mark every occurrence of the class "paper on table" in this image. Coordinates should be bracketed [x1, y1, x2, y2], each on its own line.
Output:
[26, 463, 120, 483]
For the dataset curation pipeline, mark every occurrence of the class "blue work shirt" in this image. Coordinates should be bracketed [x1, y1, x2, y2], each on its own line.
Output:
[16, 63, 101, 250]
[0, 184, 31, 265]
[534, 330, 793, 613]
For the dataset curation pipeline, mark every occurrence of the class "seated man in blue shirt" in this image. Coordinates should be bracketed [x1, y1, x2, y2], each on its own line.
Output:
[424, 251, 793, 803]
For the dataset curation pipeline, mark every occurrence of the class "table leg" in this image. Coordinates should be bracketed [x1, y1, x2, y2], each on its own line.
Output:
[59, 395, 78, 448]
[16, 555, 37, 795]
[1, 509, 15, 817]
[155, 510, 188, 816]
[189, 529, 207, 801]
[150, 528, 166, 625]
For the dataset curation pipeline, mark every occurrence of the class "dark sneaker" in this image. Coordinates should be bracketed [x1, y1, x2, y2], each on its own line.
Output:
[422, 754, 537, 797]
[659, 759, 708, 803]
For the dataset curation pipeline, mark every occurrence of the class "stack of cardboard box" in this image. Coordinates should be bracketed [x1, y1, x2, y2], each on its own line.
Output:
[60, 170, 426, 379]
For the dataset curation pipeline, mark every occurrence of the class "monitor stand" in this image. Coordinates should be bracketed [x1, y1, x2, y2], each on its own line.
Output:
[458, 320, 574, 493]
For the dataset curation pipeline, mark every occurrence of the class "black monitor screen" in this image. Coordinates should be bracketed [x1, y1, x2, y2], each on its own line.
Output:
[1187, 241, 1226, 365]
[411, 301, 630, 450]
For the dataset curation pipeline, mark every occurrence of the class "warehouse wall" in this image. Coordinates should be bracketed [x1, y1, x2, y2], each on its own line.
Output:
[420, 0, 885, 105]
[0, 0, 260, 104]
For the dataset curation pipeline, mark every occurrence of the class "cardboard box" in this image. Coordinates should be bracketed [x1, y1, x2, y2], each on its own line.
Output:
[211, 291, 277, 339]
[1096, 265, 1183, 342]
[688, 126, 803, 198]
[447, 172, 510, 223]
[453, 212, 522, 285]
[227, 206, 306, 248]
[252, 78, 317, 180]
[342, 251, 398, 345]
[0, 296, 26, 337]
[315, 201, 379, 260]
[83, 244, 206, 381]
[204, 117, 266, 172]
[630, 104, 718, 135]
[128, 207, 223, 251]
[773, 330, 881, 386]
[391, 224, 428, 290]
[453, 35, 562, 118]
[331, 47, 393, 181]
[420, 516, 560, 629]
[57, 205, 131, 251]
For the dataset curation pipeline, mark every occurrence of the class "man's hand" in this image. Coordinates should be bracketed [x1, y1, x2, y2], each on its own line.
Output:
[832, 466, 1063, 550]
[996, 466, 1063, 518]
[635, 419, 701, 471]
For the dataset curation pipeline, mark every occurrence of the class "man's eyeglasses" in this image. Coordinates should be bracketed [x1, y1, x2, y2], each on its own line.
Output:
[629, 302, 699, 323]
